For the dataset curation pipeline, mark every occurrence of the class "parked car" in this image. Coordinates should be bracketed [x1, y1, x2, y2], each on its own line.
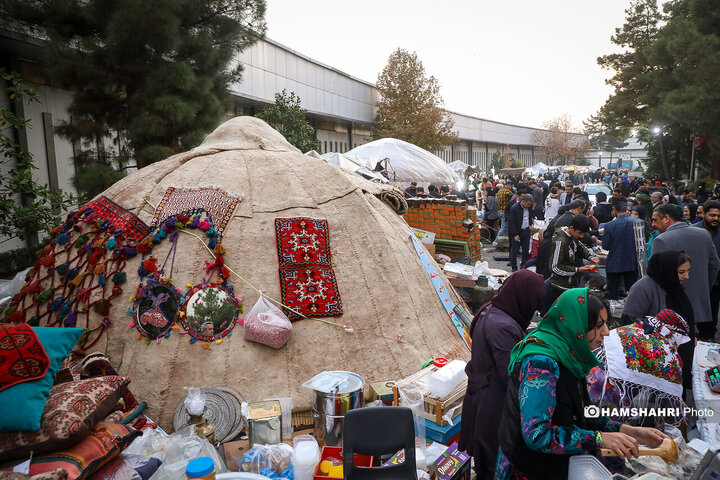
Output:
[581, 183, 612, 204]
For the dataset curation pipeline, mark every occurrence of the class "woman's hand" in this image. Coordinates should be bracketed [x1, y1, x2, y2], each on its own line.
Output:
[600, 431, 639, 459]
[620, 424, 668, 448]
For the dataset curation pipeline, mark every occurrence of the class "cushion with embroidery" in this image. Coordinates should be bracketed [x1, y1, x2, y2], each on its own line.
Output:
[0, 469, 68, 480]
[0, 376, 130, 461]
[0, 324, 50, 392]
[0, 423, 140, 480]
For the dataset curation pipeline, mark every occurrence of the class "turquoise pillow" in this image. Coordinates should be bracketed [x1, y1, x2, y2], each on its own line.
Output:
[0, 326, 83, 432]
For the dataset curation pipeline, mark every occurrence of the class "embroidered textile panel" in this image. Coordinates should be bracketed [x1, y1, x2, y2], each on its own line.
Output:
[274, 218, 343, 321]
[150, 187, 242, 237]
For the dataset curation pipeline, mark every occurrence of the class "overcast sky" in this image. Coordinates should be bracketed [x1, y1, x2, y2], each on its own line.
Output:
[265, 0, 638, 131]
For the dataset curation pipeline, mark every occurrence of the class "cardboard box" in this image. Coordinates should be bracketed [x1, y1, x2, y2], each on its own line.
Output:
[430, 442, 471, 480]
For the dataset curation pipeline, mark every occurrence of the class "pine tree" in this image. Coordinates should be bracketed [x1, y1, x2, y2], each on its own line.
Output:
[2, 0, 266, 169]
[256, 90, 321, 153]
[373, 49, 458, 152]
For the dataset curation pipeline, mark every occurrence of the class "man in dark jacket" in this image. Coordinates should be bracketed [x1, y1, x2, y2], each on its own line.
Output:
[694, 200, 720, 338]
[548, 215, 599, 307]
[530, 180, 544, 220]
[593, 191, 614, 225]
[508, 194, 534, 271]
[602, 197, 641, 299]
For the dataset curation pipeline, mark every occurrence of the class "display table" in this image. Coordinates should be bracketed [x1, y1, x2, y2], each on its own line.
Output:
[691, 341, 720, 443]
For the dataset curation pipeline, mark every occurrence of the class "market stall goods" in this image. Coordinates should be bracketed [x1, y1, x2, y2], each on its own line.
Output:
[3, 117, 469, 430]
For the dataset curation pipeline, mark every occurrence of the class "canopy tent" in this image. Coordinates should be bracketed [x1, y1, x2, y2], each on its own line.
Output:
[526, 162, 551, 176]
[348, 138, 459, 185]
[319, 152, 388, 183]
[8, 117, 469, 430]
[448, 160, 471, 175]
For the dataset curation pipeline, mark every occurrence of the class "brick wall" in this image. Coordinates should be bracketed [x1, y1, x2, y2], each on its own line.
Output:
[405, 198, 482, 261]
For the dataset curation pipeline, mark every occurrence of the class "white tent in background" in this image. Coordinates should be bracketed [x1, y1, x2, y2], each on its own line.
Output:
[319, 152, 388, 183]
[348, 138, 459, 185]
[448, 160, 471, 176]
[527, 162, 551, 176]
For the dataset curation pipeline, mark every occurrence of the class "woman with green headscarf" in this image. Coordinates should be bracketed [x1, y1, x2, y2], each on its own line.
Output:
[494, 288, 667, 480]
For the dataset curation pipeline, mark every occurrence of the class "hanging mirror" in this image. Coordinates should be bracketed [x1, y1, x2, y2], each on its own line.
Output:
[132, 277, 181, 340]
[180, 284, 240, 342]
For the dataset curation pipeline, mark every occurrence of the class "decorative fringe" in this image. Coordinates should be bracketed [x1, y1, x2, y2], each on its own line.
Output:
[56, 232, 69, 245]
[70, 273, 86, 288]
[37, 288, 54, 303]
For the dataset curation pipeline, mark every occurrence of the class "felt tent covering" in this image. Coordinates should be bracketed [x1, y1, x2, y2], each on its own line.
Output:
[26, 117, 469, 429]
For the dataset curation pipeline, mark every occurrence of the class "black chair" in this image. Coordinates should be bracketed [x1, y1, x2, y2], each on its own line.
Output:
[342, 406, 418, 480]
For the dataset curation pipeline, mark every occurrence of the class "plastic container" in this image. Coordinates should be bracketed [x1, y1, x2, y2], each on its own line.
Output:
[313, 446, 372, 480]
[187, 457, 216, 480]
[426, 360, 468, 399]
[293, 434, 321, 480]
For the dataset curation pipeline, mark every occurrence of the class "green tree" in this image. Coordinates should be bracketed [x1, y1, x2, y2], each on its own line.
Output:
[583, 114, 629, 155]
[2, 0, 267, 169]
[373, 49, 458, 152]
[0, 70, 77, 245]
[187, 288, 235, 334]
[596, 0, 720, 178]
[490, 145, 513, 172]
[256, 90, 321, 153]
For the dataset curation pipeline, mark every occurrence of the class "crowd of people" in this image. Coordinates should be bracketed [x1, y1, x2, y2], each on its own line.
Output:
[457, 170, 720, 479]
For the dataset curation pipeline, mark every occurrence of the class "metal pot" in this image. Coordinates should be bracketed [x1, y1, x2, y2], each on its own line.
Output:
[310, 371, 365, 447]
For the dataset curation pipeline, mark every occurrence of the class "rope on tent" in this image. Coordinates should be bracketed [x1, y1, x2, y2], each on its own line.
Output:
[143, 199, 409, 345]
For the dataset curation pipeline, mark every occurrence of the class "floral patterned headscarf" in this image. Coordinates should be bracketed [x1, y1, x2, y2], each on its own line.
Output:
[508, 288, 600, 379]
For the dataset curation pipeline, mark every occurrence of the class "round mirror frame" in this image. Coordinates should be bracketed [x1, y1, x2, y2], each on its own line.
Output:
[178, 283, 240, 342]
[132, 276, 183, 340]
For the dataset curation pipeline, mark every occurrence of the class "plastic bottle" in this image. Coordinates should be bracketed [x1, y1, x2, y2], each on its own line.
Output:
[186, 457, 216, 480]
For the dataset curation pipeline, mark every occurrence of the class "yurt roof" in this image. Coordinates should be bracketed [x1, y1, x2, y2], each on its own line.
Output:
[347, 138, 459, 185]
[16, 117, 470, 429]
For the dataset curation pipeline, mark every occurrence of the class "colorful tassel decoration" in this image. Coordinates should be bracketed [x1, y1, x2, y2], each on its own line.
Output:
[142, 257, 158, 273]
[124, 246, 137, 258]
[213, 243, 226, 255]
[208, 236, 217, 250]
[206, 226, 216, 237]
[198, 220, 210, 232]
[49, 297, 65, 312]
[56, 262, 68, 276]
[59, 301, 70, 319]
[65, 267, 80, 281]
[98, 275, 107, 287]
[28, 315, 40, 326]
[37, 288, 54, 303]
[190, 216, 201, 229]
[157, 228, 168, 239]
[7, 309, 25, 323]
[40, 255, 54, 267]
[94, 263, 106, 275]
[70, 272, 86, 288]
[105, 238, 117, 250]
[113, 272, 127, 284]
[64, 310, 77, 327]
[56, 232, 69, 245]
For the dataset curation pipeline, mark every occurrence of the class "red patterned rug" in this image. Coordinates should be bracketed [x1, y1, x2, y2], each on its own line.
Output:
[275, 218, 343, 321]
[0, 323, 50, 392]
[150, 186, 243, 237]
[84, 196, 149, 241]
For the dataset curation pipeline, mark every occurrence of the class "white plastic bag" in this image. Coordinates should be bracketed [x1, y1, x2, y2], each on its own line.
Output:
[244, 294, 292, 348]
[396, 380, 427, 452]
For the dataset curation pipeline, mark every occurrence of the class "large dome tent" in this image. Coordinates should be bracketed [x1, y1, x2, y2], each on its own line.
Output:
[6, 117, 470, 429]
